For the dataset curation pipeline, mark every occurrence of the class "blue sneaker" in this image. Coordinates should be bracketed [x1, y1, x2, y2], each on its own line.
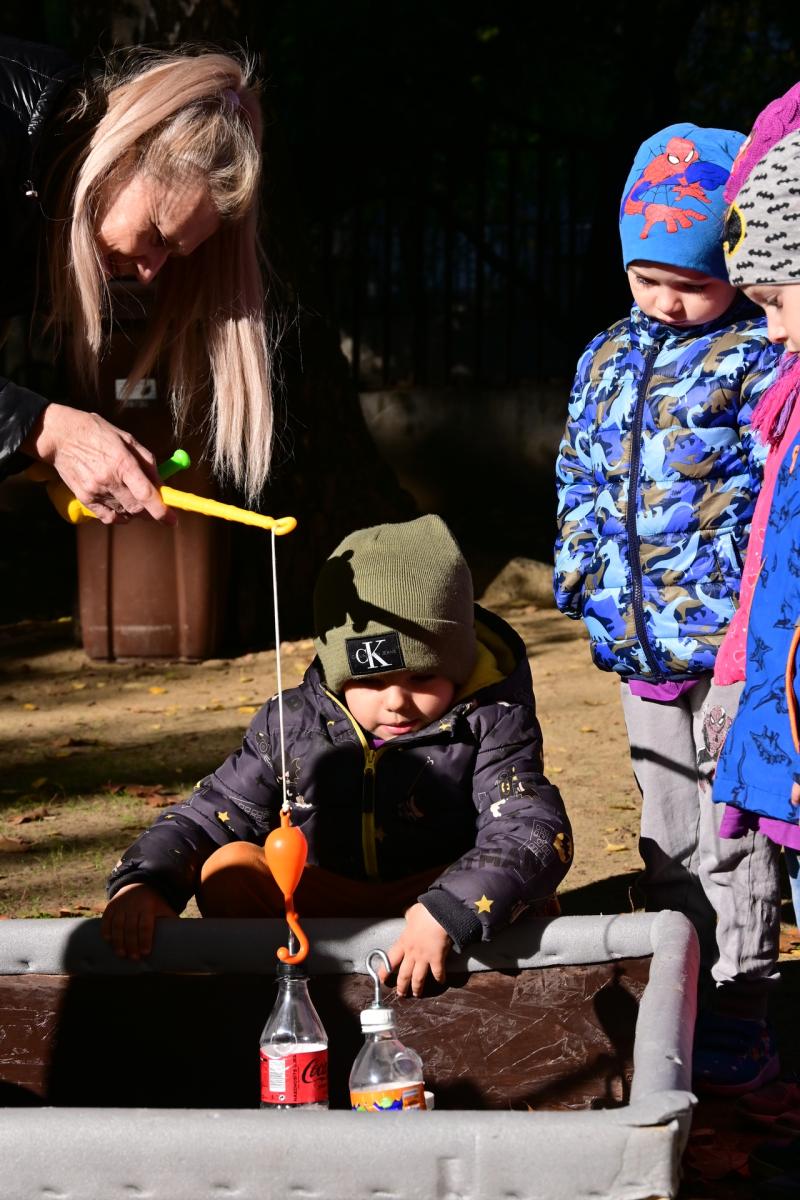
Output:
[692, 1012, 780, 1096]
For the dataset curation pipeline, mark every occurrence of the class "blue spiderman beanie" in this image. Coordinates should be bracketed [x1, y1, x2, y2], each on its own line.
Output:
[619, 124, 745, 280]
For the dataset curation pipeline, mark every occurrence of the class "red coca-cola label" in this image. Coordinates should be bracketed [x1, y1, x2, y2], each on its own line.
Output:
[260, 1047, 329, 1105]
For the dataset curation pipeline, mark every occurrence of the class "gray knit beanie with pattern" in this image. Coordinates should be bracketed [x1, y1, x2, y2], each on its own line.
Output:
[313, 515, 477, 694]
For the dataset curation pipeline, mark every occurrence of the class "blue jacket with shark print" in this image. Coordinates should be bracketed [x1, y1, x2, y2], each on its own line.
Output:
[553, 300, 781, 680]
[714, 423, 800, 823]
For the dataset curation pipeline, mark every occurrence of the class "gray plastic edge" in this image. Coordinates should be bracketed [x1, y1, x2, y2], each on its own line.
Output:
[0, 911, 699, 1200]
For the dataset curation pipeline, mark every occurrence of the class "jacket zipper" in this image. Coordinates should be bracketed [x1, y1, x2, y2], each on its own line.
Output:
[324, 689, 386, 880]
[627, 339, 664, 678]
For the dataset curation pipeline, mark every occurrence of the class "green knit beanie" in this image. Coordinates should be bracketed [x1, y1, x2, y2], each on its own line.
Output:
[313, 515, 477, 694]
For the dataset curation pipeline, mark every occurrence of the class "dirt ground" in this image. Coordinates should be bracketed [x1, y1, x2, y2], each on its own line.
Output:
[0, 599, 640, 917]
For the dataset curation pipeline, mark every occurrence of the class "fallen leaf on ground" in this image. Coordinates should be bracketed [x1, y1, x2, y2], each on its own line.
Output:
[238, 705, 258, 715]
[31, 777, 48, 789]
[120, 784, 179, 799]
[21, 703, 37, 711]
[9, 807, 49, 825]
[70, 682, 87, 691]
[0, 836, 31, 853]
[780, 925, 800, 954]
[549, 766, 564, 774]
[605, 842, 629, 853]
[53, 735, 98, 749]
[148, 686, 167, 695]
[580, 725, 596, 733]
[146, 794, 176, 807]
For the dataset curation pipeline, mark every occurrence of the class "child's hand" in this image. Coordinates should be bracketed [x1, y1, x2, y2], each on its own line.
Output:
[101, 883, 177, 959]
[792, 782, 800, 808]
[385, 903, 452, 997]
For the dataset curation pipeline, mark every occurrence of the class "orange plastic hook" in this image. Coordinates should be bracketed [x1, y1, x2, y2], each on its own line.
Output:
[264, 809, 310, 964]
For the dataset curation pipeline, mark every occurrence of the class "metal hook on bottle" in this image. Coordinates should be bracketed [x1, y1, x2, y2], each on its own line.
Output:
[366, 948, 391, 1007]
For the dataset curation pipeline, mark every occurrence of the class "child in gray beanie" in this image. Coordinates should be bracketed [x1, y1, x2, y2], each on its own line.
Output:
[103, 515, 572, 995]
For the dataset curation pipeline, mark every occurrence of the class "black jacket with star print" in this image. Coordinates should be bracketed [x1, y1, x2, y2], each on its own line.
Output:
[108, 606, 573, 949]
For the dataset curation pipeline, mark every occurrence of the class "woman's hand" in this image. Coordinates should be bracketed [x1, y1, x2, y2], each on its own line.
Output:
[101, 882, 177, 959]
[384, 903, 452, 997]
[23, 404, 175, 525]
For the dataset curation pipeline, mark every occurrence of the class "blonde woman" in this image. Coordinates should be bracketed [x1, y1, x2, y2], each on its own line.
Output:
[0, 36, 272, 523]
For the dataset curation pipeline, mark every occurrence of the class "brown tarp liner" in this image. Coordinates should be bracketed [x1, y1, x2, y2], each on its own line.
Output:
[0, 957, 649, 1111]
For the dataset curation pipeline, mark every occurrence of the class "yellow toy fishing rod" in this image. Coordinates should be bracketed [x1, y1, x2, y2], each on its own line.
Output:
[28, 449, 297, 536]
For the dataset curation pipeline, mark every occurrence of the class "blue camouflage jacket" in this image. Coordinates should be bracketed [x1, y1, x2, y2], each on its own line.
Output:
[714, 425, 800, 823]
[554, 301, 780, 680]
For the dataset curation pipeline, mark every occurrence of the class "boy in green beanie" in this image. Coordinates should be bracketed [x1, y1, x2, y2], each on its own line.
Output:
[103, 515, 573, 994]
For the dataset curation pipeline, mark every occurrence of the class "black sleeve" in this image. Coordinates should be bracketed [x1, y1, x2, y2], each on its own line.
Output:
[419, 705, 573, 947]
[0, 376, 49, 480]
[107, 702, 282, 912]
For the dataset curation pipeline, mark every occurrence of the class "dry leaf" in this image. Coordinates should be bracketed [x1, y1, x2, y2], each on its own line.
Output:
[145, 793, 175, 808]
[21, 703, 37, 711]
[0, 836, 31, 853]
[549, 766, 564, 775]
[605, 842, 628, 853]
[71, 682, 87, 691]
[580, 725, 596, 733]
[53, 735, 97, 749]
[238, 705, 258, 715]
[779, 926, 800, 954]
[31, 777, 48, 790]
[9, 807, 49, 825]
[149, 686, 167, 695]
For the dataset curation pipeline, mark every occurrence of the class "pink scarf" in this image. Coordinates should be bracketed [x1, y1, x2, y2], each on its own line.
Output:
[750, 351, 800, 450]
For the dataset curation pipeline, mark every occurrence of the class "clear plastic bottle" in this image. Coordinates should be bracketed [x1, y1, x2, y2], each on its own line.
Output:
[259, 962, 329, 1109]
[349, 950, 426, 1112]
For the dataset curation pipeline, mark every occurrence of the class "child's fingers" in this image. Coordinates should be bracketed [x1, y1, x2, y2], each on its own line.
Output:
[395, 953, 414, 997]
[136, 908, 156, 958]
[430, 956, 447, 985]
[410, 958, 430, 997]
[382, 939, 405, 982]
[106, 909, 132, 959]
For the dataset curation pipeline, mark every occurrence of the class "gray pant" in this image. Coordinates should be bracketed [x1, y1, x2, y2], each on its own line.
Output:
[621, 677, 780, 1013]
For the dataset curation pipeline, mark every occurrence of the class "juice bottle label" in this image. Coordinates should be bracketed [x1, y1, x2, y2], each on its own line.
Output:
[350, 1082, 426, 1111]
[260, 1046, 329, 1105]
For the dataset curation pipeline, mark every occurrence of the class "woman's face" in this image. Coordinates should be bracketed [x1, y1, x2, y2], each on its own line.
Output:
[95, 172, 220, 284]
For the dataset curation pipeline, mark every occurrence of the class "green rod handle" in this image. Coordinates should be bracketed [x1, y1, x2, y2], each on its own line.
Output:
[157, 449, 191, 480]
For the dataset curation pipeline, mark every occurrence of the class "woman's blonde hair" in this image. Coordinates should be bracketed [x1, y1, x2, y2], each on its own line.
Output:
[49, 49, 272, 500]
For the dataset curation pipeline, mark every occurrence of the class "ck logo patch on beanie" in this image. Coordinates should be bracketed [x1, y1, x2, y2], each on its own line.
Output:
[346, 633, 405, 677]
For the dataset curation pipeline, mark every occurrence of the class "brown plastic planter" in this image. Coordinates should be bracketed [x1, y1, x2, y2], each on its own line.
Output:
[74, 283, 228, 660]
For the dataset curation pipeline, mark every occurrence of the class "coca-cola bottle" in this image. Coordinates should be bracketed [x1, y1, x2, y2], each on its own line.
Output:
[259, 962, 329, 1109]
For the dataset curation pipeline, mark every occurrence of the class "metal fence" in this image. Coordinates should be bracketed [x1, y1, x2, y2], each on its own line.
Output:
[313, 137, 598, 391]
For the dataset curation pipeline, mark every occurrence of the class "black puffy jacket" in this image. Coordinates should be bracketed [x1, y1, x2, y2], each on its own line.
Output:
[0, 37, 80, 479]
[109, 607, 574, 949]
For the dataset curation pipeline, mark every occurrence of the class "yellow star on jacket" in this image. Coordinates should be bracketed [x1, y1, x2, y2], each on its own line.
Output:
[216, 811, 231, 823]
[474, 894, 493, 914]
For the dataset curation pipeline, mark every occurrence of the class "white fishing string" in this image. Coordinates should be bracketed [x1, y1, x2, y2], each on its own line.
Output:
[271, 527, 288, 812]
